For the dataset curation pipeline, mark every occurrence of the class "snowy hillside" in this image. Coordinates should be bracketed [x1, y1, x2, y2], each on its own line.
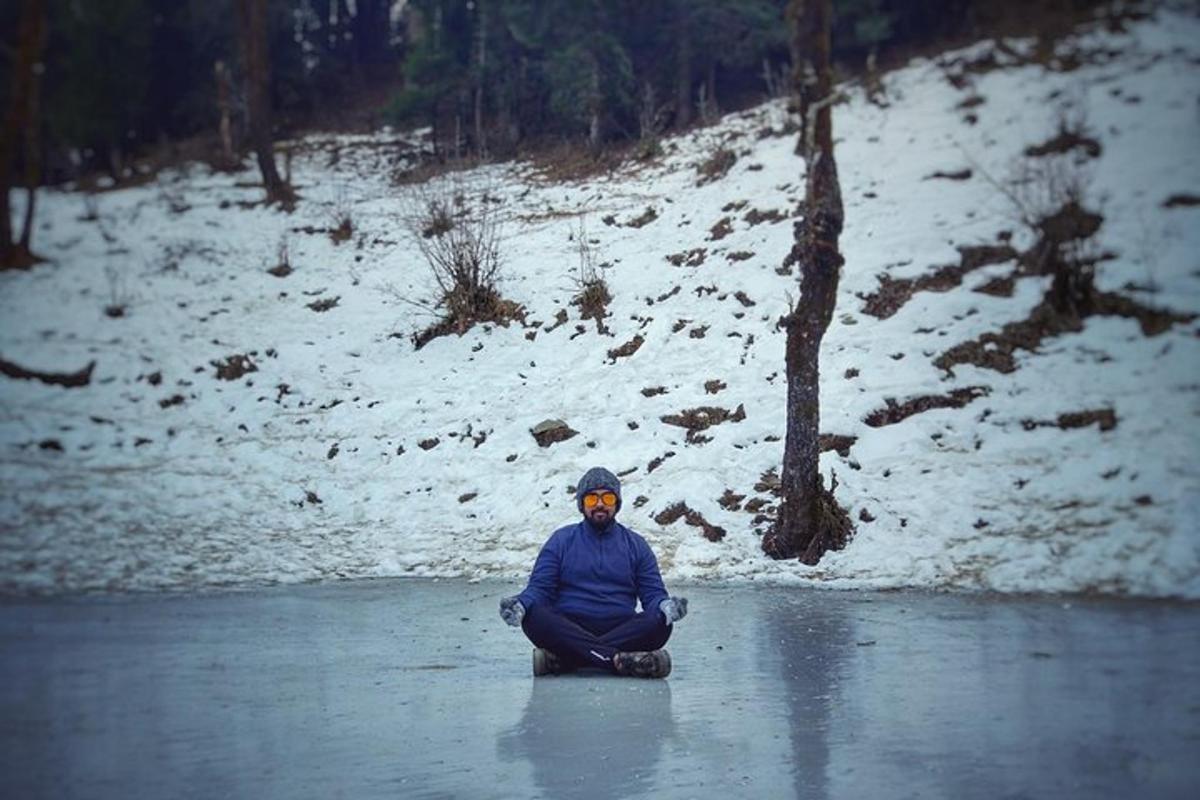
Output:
[2, 6, 1198, 597]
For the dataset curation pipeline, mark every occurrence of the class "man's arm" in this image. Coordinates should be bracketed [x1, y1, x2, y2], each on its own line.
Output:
[632, 534, 670, 617]
[516, 532, 562, 611]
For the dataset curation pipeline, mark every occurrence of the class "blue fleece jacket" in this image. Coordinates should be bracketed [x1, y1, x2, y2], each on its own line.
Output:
[517, 518, 669, 622]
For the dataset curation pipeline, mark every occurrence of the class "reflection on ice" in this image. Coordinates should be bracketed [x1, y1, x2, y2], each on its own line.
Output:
[498, 677, 674, 799]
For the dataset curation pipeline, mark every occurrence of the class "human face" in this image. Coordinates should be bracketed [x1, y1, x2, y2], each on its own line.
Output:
[583, 490, 617, 524]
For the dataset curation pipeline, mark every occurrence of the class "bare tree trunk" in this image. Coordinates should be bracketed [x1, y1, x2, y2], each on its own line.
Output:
[0, 0, 46, 269]
[786, 0, 818, 158]
[674, 0, 692, 128]
[473, 0, 488, 156]
[235, 0, 296, 208]
[763, 0, 852, 563]
[214, 60, 237, 169]
[588, 57, 601, 149]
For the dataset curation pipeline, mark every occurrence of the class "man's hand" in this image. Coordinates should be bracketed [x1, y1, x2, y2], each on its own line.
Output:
[659, 596, 688, 625]
[499, 596, 525, 627]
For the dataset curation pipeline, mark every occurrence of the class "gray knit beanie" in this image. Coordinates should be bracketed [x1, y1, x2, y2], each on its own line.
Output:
[575, 466, 622, 514]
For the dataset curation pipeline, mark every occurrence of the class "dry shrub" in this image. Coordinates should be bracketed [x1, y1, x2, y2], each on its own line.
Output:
[569, 216, 610, 330]
[401, 178, 523, 349]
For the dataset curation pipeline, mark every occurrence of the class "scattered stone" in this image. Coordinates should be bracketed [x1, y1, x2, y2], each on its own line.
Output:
[642, 386, 668, 397]
[158, 394, 185, 408]
[418, 437, 440, 450]
[458, 492, 477, 503]
[211, 354, 256, 381]
[859, 508, 876, 523]
[726, 251, 754, 262]
[704, 379, 727, 394]
[924, 168, 972, 181]
[627, 206, 659, 228]
[530, 419, 578, 448]
[647, 451, 676, 473]
[307, 296, 340, 312]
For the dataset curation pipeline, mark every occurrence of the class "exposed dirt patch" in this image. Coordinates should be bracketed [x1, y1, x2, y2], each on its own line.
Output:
[544, 308, 569, 332]
[212, 354, 257, 381]
[1163, 193, 1200, 208]
[744, 207, 787, 226]
[717, 489, 745, 511]
[1, 358, 95, 388]
[653, 501, 726, 542]
[708, 217, 734, 241]
[859, 243, 1018, 319]
[704, 379, 727, 394]
[726, 251, 754, 262]
[733, 291, 756, 307]
[660, 404, 746, 443]
[1022, 408, 1117, 432]
[973, 274, 1016, 297]
[667, 248, 707, 267]
[937, 294, 1195, 375]
[818, 434, 857, 457]
[607, 334, 645, 363]
[865, 387, 990, 427]
[696, 148, 737, 185]
[924, 168, 973, 181]
[1024, 130, 1102, 159]
[413, 297, 526, 351]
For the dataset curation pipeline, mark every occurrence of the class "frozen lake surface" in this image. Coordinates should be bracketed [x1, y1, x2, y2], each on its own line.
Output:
[2, 580, 1197, 799]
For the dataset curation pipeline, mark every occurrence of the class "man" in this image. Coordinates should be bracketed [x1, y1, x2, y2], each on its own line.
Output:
[499, 466, 689, 678]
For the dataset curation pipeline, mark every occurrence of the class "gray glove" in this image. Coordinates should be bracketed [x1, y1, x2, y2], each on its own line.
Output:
[499, 596, 526, 627]
[659, 596, 688, 625]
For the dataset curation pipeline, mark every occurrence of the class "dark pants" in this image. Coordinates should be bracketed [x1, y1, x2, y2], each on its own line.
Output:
[521, 604, 671, 672]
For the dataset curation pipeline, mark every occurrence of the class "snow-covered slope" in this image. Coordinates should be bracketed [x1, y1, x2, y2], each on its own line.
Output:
[2, 6, 1198, 597]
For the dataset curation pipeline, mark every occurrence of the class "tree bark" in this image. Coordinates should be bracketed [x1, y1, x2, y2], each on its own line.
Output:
[0, 0, 47, 270]
[214, 60, 237, 169]
[674, 0, 692, 128]
[473, 0, 488, 156]
[763, 0, 852, 563]
[786, 0, 818, 157]
[234, 0, 295, 208]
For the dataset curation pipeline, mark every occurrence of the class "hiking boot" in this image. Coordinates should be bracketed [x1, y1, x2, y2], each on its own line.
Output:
[613, 649, 672, 679]
[532, 647, 565, 676]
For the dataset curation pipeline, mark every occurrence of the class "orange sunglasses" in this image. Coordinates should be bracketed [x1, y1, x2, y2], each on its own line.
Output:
[582, 491, 618, 508]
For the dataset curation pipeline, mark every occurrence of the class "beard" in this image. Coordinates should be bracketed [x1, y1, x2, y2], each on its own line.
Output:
[587, 507, 613, 525]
